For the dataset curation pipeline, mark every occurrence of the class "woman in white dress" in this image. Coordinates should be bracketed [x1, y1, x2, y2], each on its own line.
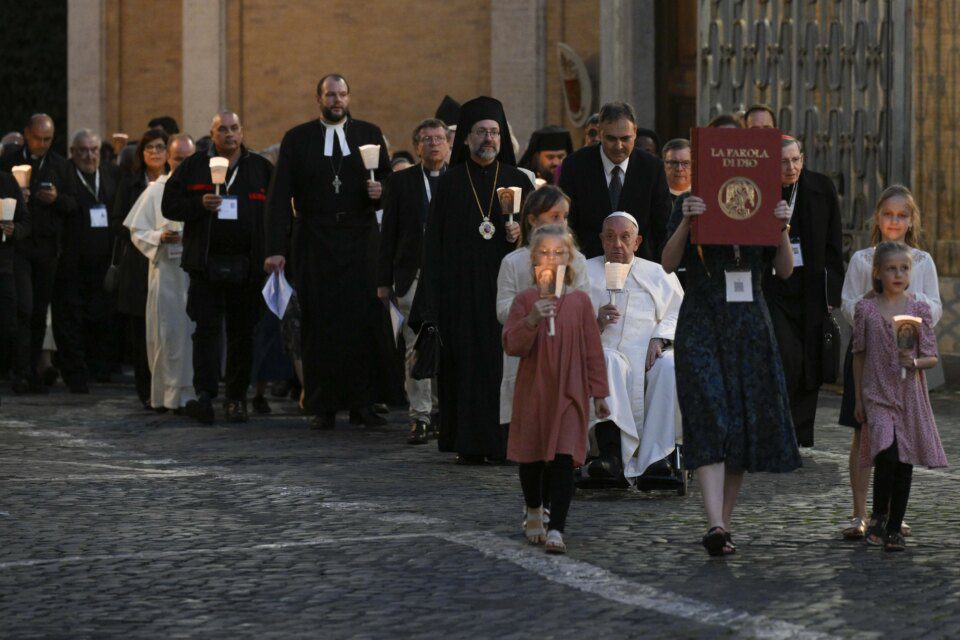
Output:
[838, 185, 941, 539]
[124, 162, 196, 411]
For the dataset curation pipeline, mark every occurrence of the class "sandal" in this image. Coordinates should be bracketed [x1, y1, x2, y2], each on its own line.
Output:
[865, 515, 886, 546]
[702, 526, 727, 557]
[901, 520, 912, 537]
[522, 506, 546, 545]
[544, 530, 566, 554]
[841, 516, 868, 540]
[723, 531, 736, 555]
[883, 531, 906, 552]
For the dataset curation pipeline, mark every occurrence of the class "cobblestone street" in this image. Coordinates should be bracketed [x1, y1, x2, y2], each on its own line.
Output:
[1, 385, 959, 639]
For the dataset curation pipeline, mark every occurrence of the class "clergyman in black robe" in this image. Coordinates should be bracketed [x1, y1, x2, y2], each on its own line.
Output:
[411, 96, 529, 464]
[265, 74, 391, 430]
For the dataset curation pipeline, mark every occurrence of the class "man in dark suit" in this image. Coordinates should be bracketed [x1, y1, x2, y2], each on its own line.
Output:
[0, 114, 77, 394]
[762, 135, 844, 447]
[62, 129, 119, 387]
[377, 118, 449, 444]
[558, 102, 671, 260]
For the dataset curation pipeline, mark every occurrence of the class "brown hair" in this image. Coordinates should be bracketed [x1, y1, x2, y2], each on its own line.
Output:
[745, 103, 777, 127]
[529, 224, 577, 286]
[132, 129, 169, 176]
[520, 185, 571, 245]
[872, 240, 913, 294]
[706, 113, 742, 128]
[412, 118, 449, 146]
[870, 184, 923, 248]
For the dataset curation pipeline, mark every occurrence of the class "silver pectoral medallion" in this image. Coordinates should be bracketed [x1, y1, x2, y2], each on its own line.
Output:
[479, 217, 496, 240]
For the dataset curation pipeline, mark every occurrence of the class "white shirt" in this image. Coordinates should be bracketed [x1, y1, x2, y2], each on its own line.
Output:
[600, 148, 629, 187]
[841, 246, 942, 326]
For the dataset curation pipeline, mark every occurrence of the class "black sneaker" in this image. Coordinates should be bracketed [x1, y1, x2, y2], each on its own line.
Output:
[186, 392, 215, 425]
[251, 395, 271, 415]
[224, 399, 248, 423]
[407, 420, 429, 445]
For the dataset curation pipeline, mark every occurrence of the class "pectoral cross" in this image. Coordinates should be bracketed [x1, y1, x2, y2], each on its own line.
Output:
[332, 175, 342, 194]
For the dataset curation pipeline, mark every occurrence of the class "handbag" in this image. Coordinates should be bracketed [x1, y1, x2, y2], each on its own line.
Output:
[205, 254, 250, 285]
[411, 324, 442, 380]
[821, 268, 841, 383]
[103, 238, 121, 292]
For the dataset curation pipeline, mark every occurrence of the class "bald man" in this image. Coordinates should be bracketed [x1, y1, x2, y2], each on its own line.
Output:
[162, 111, 274, 424]
[1, 114, 77, 393]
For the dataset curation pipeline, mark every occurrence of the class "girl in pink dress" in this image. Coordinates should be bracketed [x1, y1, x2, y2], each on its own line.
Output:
[503, 225, 610, 554]
[852, 241, 947, 552]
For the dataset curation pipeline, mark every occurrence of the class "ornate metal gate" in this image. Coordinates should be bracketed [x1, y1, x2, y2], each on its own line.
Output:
[697, 0, 911, 255]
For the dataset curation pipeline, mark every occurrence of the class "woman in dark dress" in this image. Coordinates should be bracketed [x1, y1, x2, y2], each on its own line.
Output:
[112, 130, 168, 409]
[661, 119, 801, 557]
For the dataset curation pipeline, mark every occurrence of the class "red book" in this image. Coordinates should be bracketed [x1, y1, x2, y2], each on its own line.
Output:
[690, 127, 782, 246]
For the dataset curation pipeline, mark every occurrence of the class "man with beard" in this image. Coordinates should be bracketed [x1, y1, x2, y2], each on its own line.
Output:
[518, 125, 573, 184]
[411, 96, 525, 464]
[265, 74, 391, 430]
[377, 118, 450, 444]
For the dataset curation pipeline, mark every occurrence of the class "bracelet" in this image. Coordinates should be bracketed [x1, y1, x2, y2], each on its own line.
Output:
[781, 224, 791, 233]
[913, 357, 918, 369]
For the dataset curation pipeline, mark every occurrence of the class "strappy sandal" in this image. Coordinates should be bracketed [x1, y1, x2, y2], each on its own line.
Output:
[865, 516, 886, 546]
[841, 516, 868, 540]
[883, 531, 906, 552]
[522, 506, 546, 545]
[723, 531, 736, 555]
[702, 526, 727, 557]
[544, 530, 566, 554]
[901, 521, 912, 537]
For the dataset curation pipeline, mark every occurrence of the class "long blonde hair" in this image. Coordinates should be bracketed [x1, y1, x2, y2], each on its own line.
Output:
[870, 184, 922, 248]
[528, 224, 577, 286]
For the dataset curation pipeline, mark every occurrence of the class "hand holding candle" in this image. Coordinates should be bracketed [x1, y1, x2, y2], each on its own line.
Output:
[535, 264, 566, 336]
[209, 157, 229, 195]
[1, 198, 16, 243]
[359, 144, 381, 181]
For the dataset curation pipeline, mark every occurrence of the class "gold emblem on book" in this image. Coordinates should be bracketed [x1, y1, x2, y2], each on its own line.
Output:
[717, 177, 761, 220]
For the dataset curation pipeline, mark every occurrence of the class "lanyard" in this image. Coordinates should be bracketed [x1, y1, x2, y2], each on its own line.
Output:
[75, 169, 100, 202]
[224, 164, 239, 195]
[422, 165, 445, 202]
[787, 182, 799, 220]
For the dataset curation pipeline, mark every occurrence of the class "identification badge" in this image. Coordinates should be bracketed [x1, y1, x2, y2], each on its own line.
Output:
[218, 196, 238, 221]
[791, 241, 804, 267]
[725, 269, 754, 302]
[167, 243, 183, 260]
[89, 205, 108, 228]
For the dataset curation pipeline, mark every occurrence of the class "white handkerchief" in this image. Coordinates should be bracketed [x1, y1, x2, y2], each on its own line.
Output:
[218, 196, 238, 221]
[389, 301, 405, 347]
[89, 206, 108, 228]
[262, 270, 295, 319]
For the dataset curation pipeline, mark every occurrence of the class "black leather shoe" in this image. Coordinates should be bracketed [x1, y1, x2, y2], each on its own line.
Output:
[373, 403, 390, 414]
[251, 395, 271, 415]
[455, 454, 487, 465]
[224, 399, 248, 423]
[186, 393, 214, 424]
[40, 366, 59, 387]
[311, 412, 335, 430]
[349, 407, 387, 426]
[587, 456, 623, 479]
[407, 420, 429, 445]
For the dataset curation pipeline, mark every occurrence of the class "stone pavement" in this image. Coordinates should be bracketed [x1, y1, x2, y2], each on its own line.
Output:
[1, 385, 959, 639]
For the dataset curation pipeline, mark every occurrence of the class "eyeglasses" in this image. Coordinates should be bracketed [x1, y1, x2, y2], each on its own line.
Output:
[144, 143, 167, 152]
[418, 136, 447, 145]
[781, 157, 803, 168]
[472, 128, 501, 139]
[665, 161, 691, 169]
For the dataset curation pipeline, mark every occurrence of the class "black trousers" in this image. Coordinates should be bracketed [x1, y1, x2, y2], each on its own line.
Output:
[77, 255, 117, 379]
[51, 267, 89, 387]
[186, 274, 260, 401]
[873, 440, 913, 534]
[124, 314, 151, 404]
[13, 246, 57, 378]
[0, 272, 17, 376]
[519, 455, 575, 532]
[769, 300, 819, 447]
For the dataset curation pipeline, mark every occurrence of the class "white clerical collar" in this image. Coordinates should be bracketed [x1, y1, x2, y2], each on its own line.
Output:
[670, 187, 690, 197]
[321, 119, 350, 157]
[600, 148, 629, 177]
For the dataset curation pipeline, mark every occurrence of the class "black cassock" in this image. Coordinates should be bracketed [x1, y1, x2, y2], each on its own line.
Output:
[413, 159, 530, 457]
[266, 118, 392, 414]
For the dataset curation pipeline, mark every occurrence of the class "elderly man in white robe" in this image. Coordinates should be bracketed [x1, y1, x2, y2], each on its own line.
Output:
[585, 212, 683, 481]
[123, 134, 197, 410]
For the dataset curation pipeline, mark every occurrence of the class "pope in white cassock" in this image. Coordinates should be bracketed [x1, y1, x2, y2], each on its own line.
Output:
[123, 135, 197, 410]
[585, 212, 684, 480]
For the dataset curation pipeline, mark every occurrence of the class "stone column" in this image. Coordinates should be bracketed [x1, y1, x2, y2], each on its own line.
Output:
[599, 0, 656, 128]
[67, 0, 106, 137]
[182, 0, 227, 137]
[490, 0, 546, 155]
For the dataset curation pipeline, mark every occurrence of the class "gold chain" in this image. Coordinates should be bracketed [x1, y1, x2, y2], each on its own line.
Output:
[465, 161, 500, 221]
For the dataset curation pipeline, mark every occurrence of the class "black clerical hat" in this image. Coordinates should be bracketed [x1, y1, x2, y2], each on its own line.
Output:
[449, 96, 516, 166]
[435, 95, 461, 128]
[518, 125, 574, 170]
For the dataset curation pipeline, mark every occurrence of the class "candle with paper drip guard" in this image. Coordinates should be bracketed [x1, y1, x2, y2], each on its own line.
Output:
[11, 165, 31, 189]
[1, 198, 16, 243]
[604, 261, 631, 306]
[497, 186, 522, 223]
[359, 144, 380, 181]
[535, 264, 566, 336]
[893, 314, 922, 380]
[209, 157, 230, 195]
[534, 178, 547, 189]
